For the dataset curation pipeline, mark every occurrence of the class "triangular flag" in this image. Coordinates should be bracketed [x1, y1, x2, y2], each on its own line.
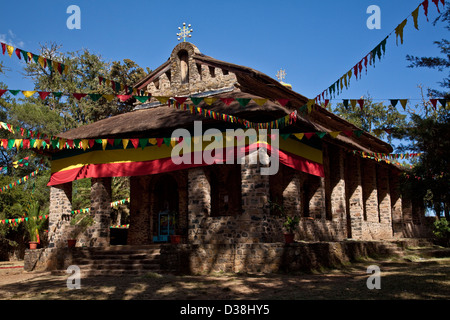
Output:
[134, 96, 149, 103]
[174, 97, 187, 104]
[203, 97, 217, 105]
[252, 98, 267, 106]
[6, 45, 14, 57]
[9, 90, 20, 96]
[219, 97, 234, 105]
[390, 99, 398, 107]
[400, 99, 408, 110]
[89, 93, 102, 101]
[0, 89, 7, 97]
[22, 91, 36, 98]
[343, 99, 349, 109]
[316, 132, 327, 139]
[438, 99, 446, 108]
[38, 92, 50, 100]
[430, 99, 438, 109]
[190, 97, 203, 105]
[139, 138, 148, 149]
[432, 0, 441, 12]
[130, 139, 140, 149]
[329, 131, 341, 139]
[102, 139, 108, 151]
[103, 94, 115, 102]
[324, 99, 330, 108]
[394, 19, 408, 45]
[38, 56, 47, 68]
[293, 133, 304, 140]
[235, 98, 251, 107]
[155, 96, 169, 104]
[412, 6, 420, 30]
[117, 95, 132, 102]
[15, 48, 21, 59]
[342, 131, 353, 137]
[304, 132, 315, 139]
[72, 93, 87, 101]
[277, 99, 289, 107]
[357, 99, 364, 110]
[122, 139, 129, 149]
[350, 99, 357, 109]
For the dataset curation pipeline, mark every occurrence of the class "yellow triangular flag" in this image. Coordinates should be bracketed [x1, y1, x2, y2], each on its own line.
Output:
[38, 56, 46, 68]
[102, 139, 108, 151]
[400, 99, 408, 110]
[14, 139, 22, 149]
[155, 96, 169, 104]
[22, 91, 36, 98]
[148, 138, 157, 145]
[170, 138, 177, 148]
[329, 131, 341, 139]
[411, 6, 420, 30]
[122, 139, 129, 149]
[293, 133, 304, 140]
[253, 98, 268, 106]
[203, 97, 217, 105]
[350, 99, 357, 109]
[6, 45, 14, 57]
[59, 138, 66, 150]
[395, 19, 408, 45]
[102, 94, 115, 102]
[81, 139, 89, 151]
[307, 99, 315, 113]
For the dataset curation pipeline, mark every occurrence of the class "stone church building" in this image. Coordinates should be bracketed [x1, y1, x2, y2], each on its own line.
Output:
[29, 42, 429, 273]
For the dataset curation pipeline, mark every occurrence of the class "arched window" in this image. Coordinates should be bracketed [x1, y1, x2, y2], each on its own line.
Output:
[178, 50, 189, 84]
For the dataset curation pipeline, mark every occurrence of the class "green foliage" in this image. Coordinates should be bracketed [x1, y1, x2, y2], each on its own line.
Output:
[283, 215, 300, 234]
[432, 218, 450, 246]
[24, 201, 47, 242]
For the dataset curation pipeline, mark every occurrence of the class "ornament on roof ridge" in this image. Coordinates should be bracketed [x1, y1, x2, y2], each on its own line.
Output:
[177, 23, 193, 42]
[276, 68, 292, 90]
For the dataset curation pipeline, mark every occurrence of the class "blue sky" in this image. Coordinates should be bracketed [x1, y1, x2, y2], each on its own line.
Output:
[0, 0, 447, 104]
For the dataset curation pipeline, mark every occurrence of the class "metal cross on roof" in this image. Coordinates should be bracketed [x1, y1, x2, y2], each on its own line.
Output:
[276, 69, 286, 82]
[177, 23, 193, 42]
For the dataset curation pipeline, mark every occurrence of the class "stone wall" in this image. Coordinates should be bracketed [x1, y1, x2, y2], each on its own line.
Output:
[159, 240, 422, 274]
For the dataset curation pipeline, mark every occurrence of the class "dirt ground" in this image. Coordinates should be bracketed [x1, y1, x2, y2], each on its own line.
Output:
[0, 248, 449, 301]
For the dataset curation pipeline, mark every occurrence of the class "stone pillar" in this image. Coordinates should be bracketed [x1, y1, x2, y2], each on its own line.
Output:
[345, 154, 363, 239]
[187, 168, 211, 243]
[241, 150, 270, 217]
[89, 177, 112, 247]
[128, 176, 151, 245]
[48, 183, 72, 248]
[389, 171, 403, 237]
[330, 147, 347, 221]
[377, 166, 393, 238]
[361, 159, 379, 223]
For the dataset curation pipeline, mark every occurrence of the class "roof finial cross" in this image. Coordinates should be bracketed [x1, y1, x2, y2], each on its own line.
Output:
[177, 23, 193, 42]
[276, 69, 286, 82]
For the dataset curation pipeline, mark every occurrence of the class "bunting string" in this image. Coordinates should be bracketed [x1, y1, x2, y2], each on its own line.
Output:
[315, 0, 445, 103]
[1, 42, 68, 75]
[0, 169, 41, 193]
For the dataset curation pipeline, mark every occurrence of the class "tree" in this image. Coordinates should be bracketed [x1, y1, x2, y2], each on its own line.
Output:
[400, 6, 450, 219]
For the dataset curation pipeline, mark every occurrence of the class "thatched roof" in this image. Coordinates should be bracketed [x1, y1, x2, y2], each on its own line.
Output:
[56, 42, 393, 154]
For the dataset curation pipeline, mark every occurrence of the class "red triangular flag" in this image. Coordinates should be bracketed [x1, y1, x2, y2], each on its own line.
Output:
[88, 139, 95, 148]
[15, 48, 21, 59]
[304, 132, 315, 139]
[130, 139, 140, 149]
[38, 92, 50, 100]
[156, 138, 164, 147]
[0, 89, 7, 97]
[324, 99, 330, 107]
[107, 139, 115, 146]
[277, 99, 289, 107]
[174, 97, 187, 105]
[343, 131, 353, 137]
[432, 0, 441, 12]
[117, 95, 132, 102]
[72, 93, 87, 101]
[357, 99, 364, 110]
[430, 99, 438, 109]
[423, 0, 429, 21]
[220, 98, 234, 106]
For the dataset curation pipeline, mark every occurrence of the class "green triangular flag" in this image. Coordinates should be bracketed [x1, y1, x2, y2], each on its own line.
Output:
[52, 92, 63, 98]
[9, 90, 20, 96]
[190, 97, 203, 106]
[163, 138, 171, 147]
[235, 98, 251, 108]
[354, 130, 363, 137]
[32, 54, 39, 64]
[139, 138, 148, 149]
[114, 139, 121, 146]
[316, 132, 327, 139]
[89, 93, 102, 101]
[7, 140, 15, 149]
[439, 99, 446, 107]
[21, 50, 29, 62]
[134, 96, 150, 103]
[280, 134, 291, 140]
[343, 99, 349, 109]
